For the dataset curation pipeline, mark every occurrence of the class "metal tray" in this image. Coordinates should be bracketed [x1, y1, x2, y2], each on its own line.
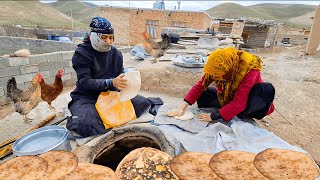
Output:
[172, 61, 205, 68]
[13, 126, 70, 156]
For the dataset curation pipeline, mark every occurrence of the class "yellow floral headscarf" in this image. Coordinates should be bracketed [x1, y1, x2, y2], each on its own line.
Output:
[203, 47, 263, 106]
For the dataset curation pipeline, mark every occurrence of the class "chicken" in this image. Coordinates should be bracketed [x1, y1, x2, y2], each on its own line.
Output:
[40, 69, 64, 110]
[6, 73, 43, 123]
[141, 32, 171, 62]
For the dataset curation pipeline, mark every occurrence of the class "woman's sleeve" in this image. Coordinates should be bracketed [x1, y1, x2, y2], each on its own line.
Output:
[184, 76, 212, 105]
[219, 70, 259, 121]
[72, 50, 113, 91]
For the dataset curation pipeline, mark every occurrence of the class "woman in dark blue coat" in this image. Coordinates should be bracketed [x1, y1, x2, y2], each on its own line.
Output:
[67, 17, 129, 137]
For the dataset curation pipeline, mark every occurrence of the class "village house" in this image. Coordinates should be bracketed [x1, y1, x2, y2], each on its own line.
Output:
[100, 6, 212, 45]
[216, 19, 277, 48]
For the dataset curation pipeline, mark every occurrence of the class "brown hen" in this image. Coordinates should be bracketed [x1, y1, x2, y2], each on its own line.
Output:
[141, 31, 170, 62]
[40, 69, 63, 110]
[6, 73, 43, 123]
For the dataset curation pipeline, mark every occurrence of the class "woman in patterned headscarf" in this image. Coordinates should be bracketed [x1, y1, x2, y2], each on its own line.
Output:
[168, 47, 275, 122]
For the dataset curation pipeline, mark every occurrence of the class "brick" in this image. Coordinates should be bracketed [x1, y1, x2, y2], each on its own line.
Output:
[68, 60, 73, 67]
[62, 73, 71, 81]
[0, 77, 10, 87]
[62, 51, 74, 61]
[47, 52, 63, 62]
[39, 62, 54, 71]
[38, 71, 50, 79]
[55, 61, 69, 68]
[0, 67, 21, 78]
[20, 66, 39, 74]
[49, 69, 59, 77]
[13, 73, 34, 84]
[64, 67, 75, 74]
[71, 72, 77, 79]
[29, 54, 48, 65]
[0, 58, 9, 68]
[17, 82, 25, 90]
[0, 95, 7, 105]
[0, 87, 4, 96]
[8, 57, 30, 66]
[43, 77, 55, 84]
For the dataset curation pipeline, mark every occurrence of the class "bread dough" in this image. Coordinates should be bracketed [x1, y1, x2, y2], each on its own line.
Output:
[120, 71, 141, 102]
[174, 111, 194, 120]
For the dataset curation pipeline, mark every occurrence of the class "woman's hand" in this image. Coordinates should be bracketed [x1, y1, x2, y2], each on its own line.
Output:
[167, 109, 184, 117]
[112, 74, 128, 90]
[196, 113, 212, 122]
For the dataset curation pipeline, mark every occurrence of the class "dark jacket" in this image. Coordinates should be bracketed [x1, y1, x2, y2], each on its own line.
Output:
[70, 42, 124, 101]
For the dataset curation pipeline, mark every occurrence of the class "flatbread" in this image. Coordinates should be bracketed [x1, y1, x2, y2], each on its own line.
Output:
[174, 111, 194, 120]
[0, 156, 48, 179]
[60, 163, 118, 180]
[254, 148, 320, 180]
[209, 150, 268, 180]
[116, 147, 178, 180]
[39, 150, 78, 179]
[170, 152, 220, 180]
[120, 71, 141, 102]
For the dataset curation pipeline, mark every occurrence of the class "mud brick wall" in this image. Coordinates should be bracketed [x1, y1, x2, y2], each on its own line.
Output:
[0, 51, 76, 105]
[100, 7, 211, 45]
[242, 26, 270, 48]
[0, 36, 78, 56]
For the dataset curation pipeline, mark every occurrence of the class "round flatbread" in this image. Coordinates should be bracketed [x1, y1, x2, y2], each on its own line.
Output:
[120, 71, 141, 102]
[0, 156, 48, 179]
[60, 163, 118, 180]
[39, 150, 78, 179]
[209, 150, 267, 180]
[254, 148, 320, 180]
[174, 111, 194, 120]
[116, 147, 178, 180]
[170, 152, 220, 180]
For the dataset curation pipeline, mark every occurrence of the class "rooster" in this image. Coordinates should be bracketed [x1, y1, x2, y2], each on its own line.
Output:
[141, 32, 171, 62]
[6, 73, 43, 123]
[40, 69, 64, 110]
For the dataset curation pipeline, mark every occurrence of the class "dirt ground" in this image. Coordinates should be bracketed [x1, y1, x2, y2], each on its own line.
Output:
[0, 45, 319, 164]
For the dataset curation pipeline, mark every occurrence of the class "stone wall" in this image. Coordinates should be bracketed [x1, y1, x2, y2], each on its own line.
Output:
[0, 36, 78, 56]
[0, 51, 76, 105]
[0, 26, 86, 40]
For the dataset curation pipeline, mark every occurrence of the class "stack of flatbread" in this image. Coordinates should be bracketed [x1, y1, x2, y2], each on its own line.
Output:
[169, 149, 319, 180]
[116, 147, 178, 180]
[0, 150, 118, 180]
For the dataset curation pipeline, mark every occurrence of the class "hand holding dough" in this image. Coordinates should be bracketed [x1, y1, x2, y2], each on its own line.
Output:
[174, 111, 194, 120]
[119, 71, 141, 102]
[167, 109, 184, 117]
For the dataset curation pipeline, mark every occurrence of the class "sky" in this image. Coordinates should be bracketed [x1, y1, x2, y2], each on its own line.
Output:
[42, 1, 319, 11]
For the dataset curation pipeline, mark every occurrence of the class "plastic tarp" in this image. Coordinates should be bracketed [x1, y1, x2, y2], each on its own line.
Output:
[154, 106, 306, 155]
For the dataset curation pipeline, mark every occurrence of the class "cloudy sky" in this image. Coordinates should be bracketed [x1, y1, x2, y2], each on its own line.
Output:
[42, 1, 319, 11]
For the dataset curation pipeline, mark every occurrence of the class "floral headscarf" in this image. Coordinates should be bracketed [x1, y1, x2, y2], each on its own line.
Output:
[203, 47, 263, 106]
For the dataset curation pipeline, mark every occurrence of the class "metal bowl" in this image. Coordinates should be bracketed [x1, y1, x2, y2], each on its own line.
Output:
[13, 126, 71, 156]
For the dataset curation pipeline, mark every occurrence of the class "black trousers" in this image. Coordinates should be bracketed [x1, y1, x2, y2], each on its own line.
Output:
[67, 95, 150, 137]
[197, 83, 275, 120]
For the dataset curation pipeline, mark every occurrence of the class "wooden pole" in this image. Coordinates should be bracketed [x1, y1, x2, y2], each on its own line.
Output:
[306, 5, 320, 55]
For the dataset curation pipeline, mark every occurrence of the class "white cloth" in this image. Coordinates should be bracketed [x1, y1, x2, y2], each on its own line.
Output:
[90, 32, 111, 52]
